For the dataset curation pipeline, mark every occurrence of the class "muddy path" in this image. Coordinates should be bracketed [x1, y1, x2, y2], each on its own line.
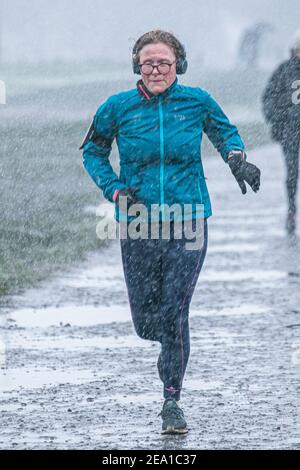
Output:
[0, 144, 300, 449]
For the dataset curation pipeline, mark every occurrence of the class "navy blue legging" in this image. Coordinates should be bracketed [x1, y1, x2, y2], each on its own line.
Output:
[120, 218, 208, 401]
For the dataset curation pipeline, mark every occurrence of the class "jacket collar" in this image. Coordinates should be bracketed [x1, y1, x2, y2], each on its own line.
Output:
[137, 77, 178, 100]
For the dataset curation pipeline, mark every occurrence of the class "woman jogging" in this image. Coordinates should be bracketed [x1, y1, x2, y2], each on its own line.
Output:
[81, 30, 261, 434]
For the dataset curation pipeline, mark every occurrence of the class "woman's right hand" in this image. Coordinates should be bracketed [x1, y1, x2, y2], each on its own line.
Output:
[113, 187, 141, 206]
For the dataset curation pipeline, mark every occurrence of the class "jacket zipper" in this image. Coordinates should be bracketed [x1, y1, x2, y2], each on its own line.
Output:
[158, 98, 165, 221]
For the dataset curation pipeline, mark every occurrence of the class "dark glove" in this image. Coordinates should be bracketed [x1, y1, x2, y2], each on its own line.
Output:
[228, 151, 261, 194]
[115, 187, 140, 207]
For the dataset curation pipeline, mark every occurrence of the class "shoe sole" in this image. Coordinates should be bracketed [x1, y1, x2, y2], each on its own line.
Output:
[161, 426, 189, 435]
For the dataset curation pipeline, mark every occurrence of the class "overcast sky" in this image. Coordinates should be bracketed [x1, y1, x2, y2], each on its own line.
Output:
[1, 0, 299, 67]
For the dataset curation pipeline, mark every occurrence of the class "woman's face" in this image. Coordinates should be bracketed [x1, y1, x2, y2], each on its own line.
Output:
[138, 42, 177, 95]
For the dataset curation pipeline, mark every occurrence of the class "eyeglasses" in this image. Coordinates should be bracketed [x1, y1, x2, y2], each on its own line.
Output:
[138, 61, 176, 75]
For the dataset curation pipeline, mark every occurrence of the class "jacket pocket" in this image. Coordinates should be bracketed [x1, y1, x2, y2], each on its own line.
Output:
[168, 171, 202, 206]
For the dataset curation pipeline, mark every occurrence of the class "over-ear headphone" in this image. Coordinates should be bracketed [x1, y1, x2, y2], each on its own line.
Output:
[132, 37, 188, 75]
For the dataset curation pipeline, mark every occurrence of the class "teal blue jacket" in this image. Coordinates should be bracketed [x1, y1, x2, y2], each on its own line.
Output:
[82, 77, 245, 222]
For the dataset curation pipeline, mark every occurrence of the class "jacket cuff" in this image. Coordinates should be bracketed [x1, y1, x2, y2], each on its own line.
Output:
[227, 149, 246, 162]
[113, 189, 121, 202]
[107, 182, 127, 203]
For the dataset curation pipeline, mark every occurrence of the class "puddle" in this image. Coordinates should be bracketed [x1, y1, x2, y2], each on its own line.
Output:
[0, 367, 106, 392]
[211, 215, 281, 225]
[210, 229, 285, 241]
[7, 334, 153, 351]
[202, 270, 286, 282]
[190, 304, 270, 317]
[7, 305, 131, 328]
[208, 243, 261, 253]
